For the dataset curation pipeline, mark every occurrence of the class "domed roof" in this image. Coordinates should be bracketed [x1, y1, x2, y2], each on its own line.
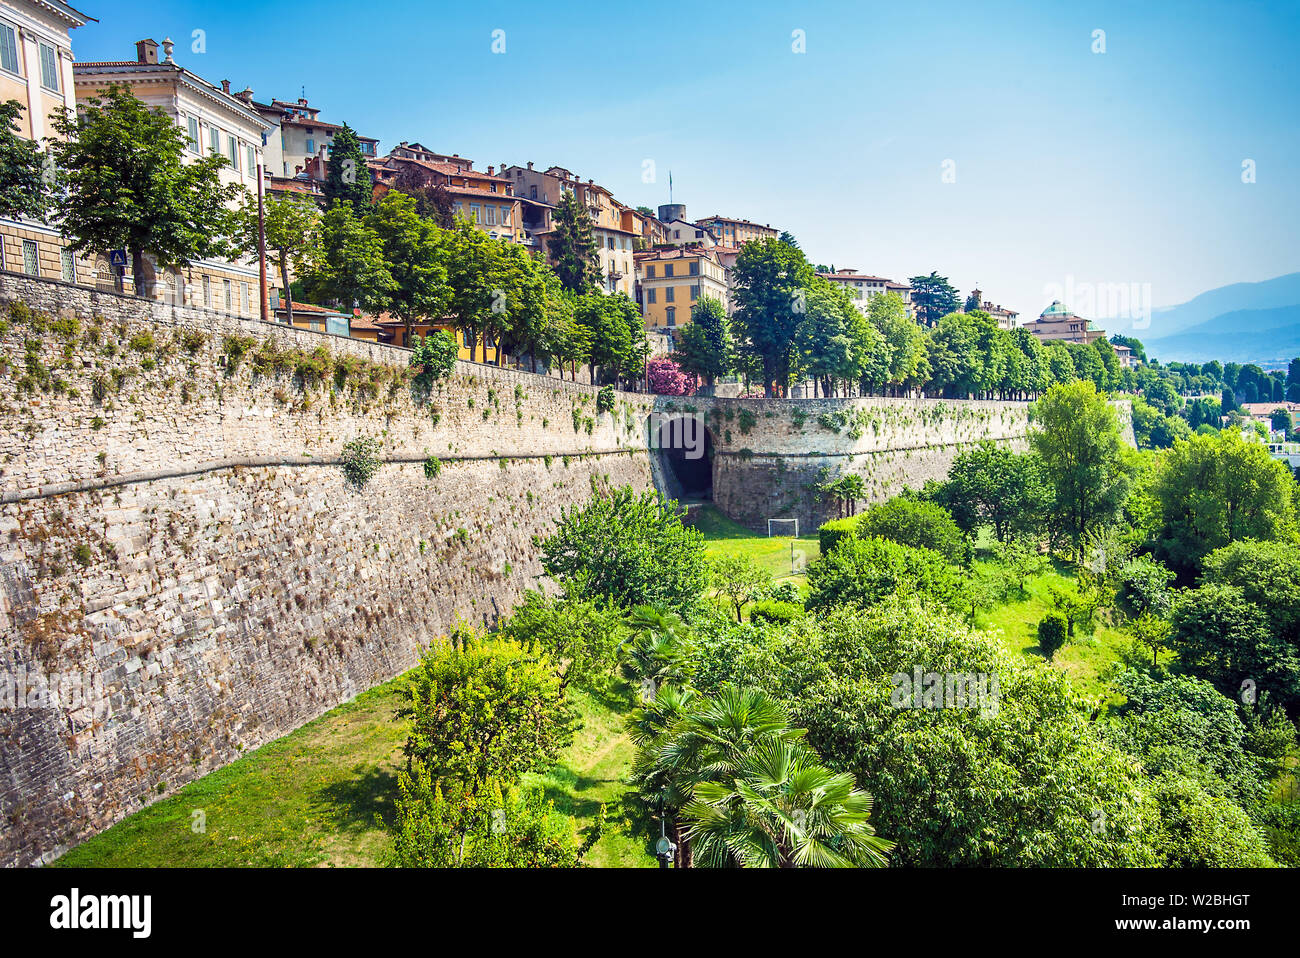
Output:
[1039, 300, 1075, 319]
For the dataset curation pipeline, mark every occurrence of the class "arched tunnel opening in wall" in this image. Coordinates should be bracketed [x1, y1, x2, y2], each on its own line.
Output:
[654, 415, 714, 501]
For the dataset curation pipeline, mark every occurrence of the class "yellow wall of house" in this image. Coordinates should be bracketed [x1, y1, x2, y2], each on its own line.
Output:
[638, 254, 728, 330]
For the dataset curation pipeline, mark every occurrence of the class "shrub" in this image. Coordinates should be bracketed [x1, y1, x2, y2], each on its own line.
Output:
[807, 536, 963, 614]
[819, 517, 861, 555]
[423, 456, 441, 479]
[410, 330, 458, 383]
[749, 599, 803, 625]
[856, 497, 968, 565]
[1037, 612, 1068, 659]
[596, 385, 615, 414]
[340, 436, 382, 490]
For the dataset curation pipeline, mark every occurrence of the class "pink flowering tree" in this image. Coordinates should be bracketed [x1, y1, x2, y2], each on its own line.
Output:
[647, 356, 700, 396]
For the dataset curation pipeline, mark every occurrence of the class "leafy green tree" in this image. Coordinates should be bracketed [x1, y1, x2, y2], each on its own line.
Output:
[1170, 583, 1298, 706]
[547, 189, 600, 292]
[443, 218, 507, 362]
[856, 497, 967, 565]
[709, 554, 773, 622]
[497, 585, 624, 692]
[1145, 776, 1276, 867]
[793, 279, 866, 397]
[306, 201, 393, 311]
[907, 271, 960, 326]
[397, 627, 578, 793]
[1042, 340, 1076, 386]
[674, 296, 733, 389]
[1130, 396, 1191, 450]
[723, 601, 1160, 866]
[236, 192, 320, 327]
[1113, 555, 1175, 621]
[1153, 431, 1299, 573]
[939, 442, 1051, 543]
[731, 237, 815, 396]
[322, 123, 373, 213]
[864, 292, 929, 396]
[1030, 381, 1131, 559]
[537, 486, 709, 614]
[49, 84, 243, 297]
[0, 99, 46, 219]
[573, 291, 633, 385]
[367, 191, 448, 343]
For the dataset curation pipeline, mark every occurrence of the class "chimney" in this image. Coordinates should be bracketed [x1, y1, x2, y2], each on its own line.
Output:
[236, 87, 254, 103]
[221, 79, 231, 94]
[135, 38, 159, 64]
[526, 161, 533, 170]
[487, 165, 494, 176]
[298, 97, 308, 107]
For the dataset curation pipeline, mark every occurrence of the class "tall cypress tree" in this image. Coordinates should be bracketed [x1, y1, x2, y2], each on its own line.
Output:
[324, 123, 373, 213]
[547, 189, 600, 293]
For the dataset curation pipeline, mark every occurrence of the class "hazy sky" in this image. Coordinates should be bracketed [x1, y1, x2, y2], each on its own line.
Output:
[71, 0, 1300, 326]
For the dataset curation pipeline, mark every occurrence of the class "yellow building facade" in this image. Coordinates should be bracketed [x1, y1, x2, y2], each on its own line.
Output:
[635, 246, 729, 333]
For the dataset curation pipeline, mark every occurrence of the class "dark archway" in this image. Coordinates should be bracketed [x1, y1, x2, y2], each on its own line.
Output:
[655, 416, 714, 501]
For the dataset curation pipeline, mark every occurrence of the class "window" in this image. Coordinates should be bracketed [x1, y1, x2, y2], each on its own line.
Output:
[38, 43, 58, 92]
[202, 275, 212, 307]
[224, 279, 232, 311]
[241, 282, 249, 314]
[647, 288, 656, 304]
[665, 264, 674, 277]
[209, 126, 221, 155]
[22, 239, 38, 276]
[645, 265, 655, 278]
[228, 136, 239, 171]
[0, 23, 18, 75]
[665, 286, 675, 303]
[485, 205, 496, 226]
[690, 284, 700, 300]
[463, 330, 473, 347]
[305, 138, 315, 155]
[666, 307, 676, 327]
[187, 116, 200, 153]
[61, 248, 75, 283]
[246, 145, 256, 172]
[689, 261, 699, 275]
[469, 204, 481, 224]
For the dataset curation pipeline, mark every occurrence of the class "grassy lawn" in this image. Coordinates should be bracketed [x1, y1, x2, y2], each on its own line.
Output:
[973, 559, 1132, 707]
[693, 505, 820, 591]
[54, 674, 652, 868]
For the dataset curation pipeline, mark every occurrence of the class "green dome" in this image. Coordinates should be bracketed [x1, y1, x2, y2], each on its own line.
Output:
[1040, 300, 1073, 319]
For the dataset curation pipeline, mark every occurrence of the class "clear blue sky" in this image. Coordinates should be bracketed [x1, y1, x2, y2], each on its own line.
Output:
[71, 0, 1300, 330]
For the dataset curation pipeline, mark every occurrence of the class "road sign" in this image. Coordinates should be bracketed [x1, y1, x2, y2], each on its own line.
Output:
[108, 250, 127, 267]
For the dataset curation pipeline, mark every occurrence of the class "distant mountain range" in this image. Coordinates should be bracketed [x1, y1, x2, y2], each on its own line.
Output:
[1128, 273, 1300, 368]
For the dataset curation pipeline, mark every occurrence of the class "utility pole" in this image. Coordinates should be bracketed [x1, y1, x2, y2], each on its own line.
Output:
[256, 161, 269, 323]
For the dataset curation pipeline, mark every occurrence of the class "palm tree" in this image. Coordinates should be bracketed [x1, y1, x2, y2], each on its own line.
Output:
[626, 684, 697, 867]
[684, 736, 893, 868]
[619, 606, 692, 689]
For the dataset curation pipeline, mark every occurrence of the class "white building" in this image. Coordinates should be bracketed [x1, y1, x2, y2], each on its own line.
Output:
[73, 37, 271, 313]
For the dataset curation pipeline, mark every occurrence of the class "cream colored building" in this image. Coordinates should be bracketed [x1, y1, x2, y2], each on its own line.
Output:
[73, 38, 271, 313]
[696, 215, 777, 246]
[817, 269, 915, 317]
[1024, 300, 1105, 344]
[0, 0, 92, 281]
